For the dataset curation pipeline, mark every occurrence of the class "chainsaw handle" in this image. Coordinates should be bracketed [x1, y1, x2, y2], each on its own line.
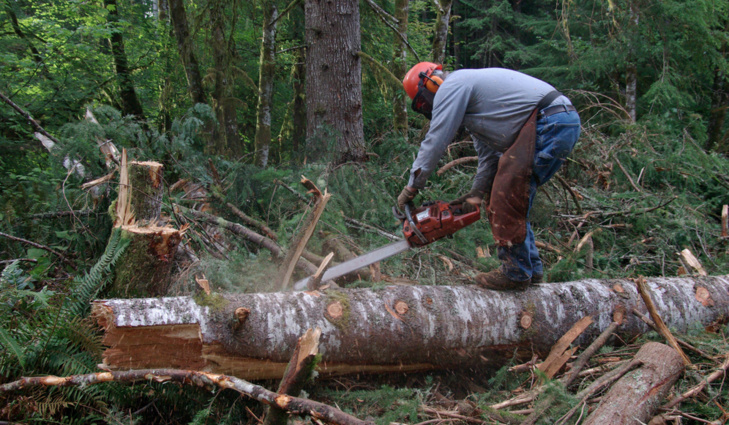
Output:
[404, 204, 428, 244]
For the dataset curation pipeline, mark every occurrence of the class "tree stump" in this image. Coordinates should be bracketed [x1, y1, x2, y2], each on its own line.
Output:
[111, 225, 182, 297]
[109, 153, 181, 296]
[583, 342, 685, 425]
[127, 161, 164, 222]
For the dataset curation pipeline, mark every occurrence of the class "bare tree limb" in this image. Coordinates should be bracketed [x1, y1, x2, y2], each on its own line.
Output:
[635, 277, 692, 366]
[0, 90, 61, 145]
[436, 156, 478, 176]
[0, 369, 372, 425]
[174, 204, 318, 276]
[361, 0, 420, 62]
[661, 353, 729, 410]
[0, 231, 77, 270]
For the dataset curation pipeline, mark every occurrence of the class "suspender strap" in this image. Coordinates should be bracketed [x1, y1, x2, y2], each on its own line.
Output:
[536, 90, 563, 111]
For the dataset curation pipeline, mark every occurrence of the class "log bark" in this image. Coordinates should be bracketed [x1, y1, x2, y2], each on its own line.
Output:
[92, 275, 729, 380]
[583, 342, 685, 425]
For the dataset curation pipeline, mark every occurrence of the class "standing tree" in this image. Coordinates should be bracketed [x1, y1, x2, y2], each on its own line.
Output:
[393, 0, 409, 139]
[254, 0, 280, 168]
[208, 0, 241, 156]
[304, 0, 365, 164]
[104, 0, 145, 121]
[431, 0, 452, 64]
[169, 0, 206, 106]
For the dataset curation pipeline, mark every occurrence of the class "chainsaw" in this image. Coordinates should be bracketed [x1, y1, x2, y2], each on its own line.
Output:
[292, 200, 481, 290]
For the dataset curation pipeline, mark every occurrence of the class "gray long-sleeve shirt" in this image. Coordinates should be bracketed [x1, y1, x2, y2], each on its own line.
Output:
[407, 68, 568, 194]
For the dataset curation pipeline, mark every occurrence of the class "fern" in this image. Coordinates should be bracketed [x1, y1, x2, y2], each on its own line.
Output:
[0, 228, 128, 422]
[65, 227, 129, 318]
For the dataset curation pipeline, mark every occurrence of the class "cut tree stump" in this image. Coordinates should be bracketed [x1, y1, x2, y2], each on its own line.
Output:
[92, 275, 729, 380]
[126, 161, 164, 222]
[110, 151, 182, 296]
[583, 342, 685, 425]
[111, 225, 183, 296]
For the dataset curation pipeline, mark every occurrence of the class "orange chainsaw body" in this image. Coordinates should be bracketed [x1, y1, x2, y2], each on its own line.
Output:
[402, 201, 481, 247]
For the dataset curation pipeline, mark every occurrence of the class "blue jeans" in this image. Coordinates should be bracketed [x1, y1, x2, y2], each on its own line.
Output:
[498, 109, 581, 281]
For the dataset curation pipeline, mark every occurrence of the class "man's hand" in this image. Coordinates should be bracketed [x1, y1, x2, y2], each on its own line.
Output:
[397, 186, 418, 211]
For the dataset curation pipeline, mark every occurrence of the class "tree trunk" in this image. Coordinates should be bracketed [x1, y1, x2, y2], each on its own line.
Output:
[104, 0, 145, 121]
[625, 1, 639, 122]
[110, 225, 182, 297]
[707, 66, 728, 152]
[92, 275, 729, 380]
[431, 0, 452, 64]
[254, 0, 279, 168]
[305, 0, 365, 164]
[169, 0, 206, 105]
[583, 342, 684, 425]
[111, 155, 181, 297]
[392, 0, 409, 139]
[209, 0, 240, 156]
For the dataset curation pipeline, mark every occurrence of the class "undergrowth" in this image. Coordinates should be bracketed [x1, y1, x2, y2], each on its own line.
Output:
[2, 103, 729, 423]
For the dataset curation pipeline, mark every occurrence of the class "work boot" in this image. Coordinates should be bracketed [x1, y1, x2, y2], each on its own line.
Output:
[475, 269, 532, 291]
[532, 273, 544, 284]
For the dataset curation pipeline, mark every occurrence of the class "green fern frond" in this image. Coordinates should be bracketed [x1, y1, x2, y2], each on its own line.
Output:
[65, 227, 129, 318]
[0, 327, 26, 370]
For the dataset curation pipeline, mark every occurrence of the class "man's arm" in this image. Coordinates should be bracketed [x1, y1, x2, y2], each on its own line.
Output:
[408, 82, 472, 189]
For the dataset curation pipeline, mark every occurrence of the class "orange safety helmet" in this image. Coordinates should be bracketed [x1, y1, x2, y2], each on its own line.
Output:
[403, 62, 443, 100]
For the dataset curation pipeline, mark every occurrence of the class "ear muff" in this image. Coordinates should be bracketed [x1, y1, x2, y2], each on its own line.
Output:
[425, 75, 443, 93]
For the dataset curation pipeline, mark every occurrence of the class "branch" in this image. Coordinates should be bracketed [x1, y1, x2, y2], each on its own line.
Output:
[661, 353, 729, 410]
[0, 90, 61, 145]
[357, 51, 406, 88]
[270, 0, 303, 27]
[635, 277, 692, 366]
[613, 156, 642, 192]
[0, 231, 77, 270]
[554, 174, 583, 214]
[0, 369, 372, 425]
[277, 177, 331, 290]
[174, 204, 318, 276]
[560, 321, 619, 387]
[359, 0, 419, 62]
[436, 156, 477, 176]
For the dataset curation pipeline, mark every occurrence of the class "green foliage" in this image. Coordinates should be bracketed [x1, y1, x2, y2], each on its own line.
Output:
[319, 384, 427, 425]
[0, 228, 128, 422]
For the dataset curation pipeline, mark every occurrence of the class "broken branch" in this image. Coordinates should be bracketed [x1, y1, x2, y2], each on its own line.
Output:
[0, 369, 372, 425]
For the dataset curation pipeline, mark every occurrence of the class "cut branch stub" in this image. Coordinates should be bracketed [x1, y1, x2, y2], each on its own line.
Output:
[519, 311, 533, 329]
[326, 301, 344, 321]
[232, 307, 251, 332]
[695, 286, 714, 306]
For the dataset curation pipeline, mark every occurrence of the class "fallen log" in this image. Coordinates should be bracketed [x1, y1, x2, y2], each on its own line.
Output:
[92, 275, 729, 380]
[583, 342, 685, 425]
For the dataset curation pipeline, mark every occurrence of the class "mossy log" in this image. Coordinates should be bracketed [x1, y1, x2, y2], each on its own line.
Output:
[127, 161, 164, 222]
[110, 225, 182, 297]
[92, 275, 729, 380]
[583, 342, 685, 425]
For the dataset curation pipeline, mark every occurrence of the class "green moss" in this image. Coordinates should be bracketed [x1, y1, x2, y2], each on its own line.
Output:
[324, 290, 352, 331]
[193, 291, 230, 312]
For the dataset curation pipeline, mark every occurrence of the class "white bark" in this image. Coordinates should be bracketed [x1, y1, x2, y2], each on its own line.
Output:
[93, 275, 729, 380]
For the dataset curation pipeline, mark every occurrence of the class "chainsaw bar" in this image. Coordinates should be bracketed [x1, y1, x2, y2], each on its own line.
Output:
[292, 239, 411, 291]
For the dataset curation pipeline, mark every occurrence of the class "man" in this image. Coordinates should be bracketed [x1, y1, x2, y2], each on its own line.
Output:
[397, 62, 580, 290]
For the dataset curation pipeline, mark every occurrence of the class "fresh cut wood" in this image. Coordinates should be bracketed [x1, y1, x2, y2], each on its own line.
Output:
[92, 275, 729, 380]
